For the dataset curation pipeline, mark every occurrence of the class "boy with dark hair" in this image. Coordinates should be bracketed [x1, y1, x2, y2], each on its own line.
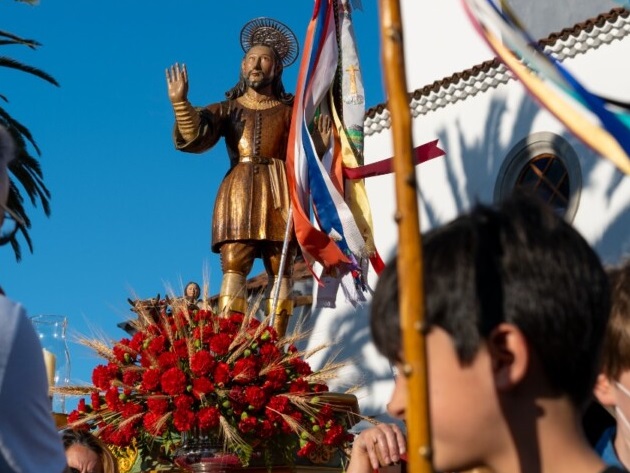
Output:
[354, 194, 615, 473]
[593, 260, 630, 469]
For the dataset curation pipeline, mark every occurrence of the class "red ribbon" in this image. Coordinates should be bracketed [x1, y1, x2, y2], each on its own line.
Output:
[343, 139, 445, 180]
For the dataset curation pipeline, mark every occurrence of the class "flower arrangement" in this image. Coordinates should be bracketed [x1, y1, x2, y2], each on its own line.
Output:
[67, 297, 356, 468]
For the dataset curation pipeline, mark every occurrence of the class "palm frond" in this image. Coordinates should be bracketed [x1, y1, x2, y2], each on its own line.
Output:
[0, 30, 41, 49]
[0, 56, 59, 86]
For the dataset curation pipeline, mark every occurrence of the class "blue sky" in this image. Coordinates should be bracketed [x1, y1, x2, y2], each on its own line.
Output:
[1, 0, 385, 408]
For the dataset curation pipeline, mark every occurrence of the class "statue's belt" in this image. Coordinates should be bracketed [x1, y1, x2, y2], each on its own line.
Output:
[239, 156, 279, 165]
[232, 156, 288, 210]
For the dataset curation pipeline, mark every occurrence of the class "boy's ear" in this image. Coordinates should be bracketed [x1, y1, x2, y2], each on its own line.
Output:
[593, 374, 616, 407]
[487, 323, 529, 391]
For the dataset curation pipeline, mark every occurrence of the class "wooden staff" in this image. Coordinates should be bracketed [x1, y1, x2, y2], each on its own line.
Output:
[377, 1, 432, 473]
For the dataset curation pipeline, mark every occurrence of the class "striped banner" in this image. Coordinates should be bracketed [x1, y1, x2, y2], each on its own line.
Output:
[287, 0, 379, 289]
[462, 0, 630, 175]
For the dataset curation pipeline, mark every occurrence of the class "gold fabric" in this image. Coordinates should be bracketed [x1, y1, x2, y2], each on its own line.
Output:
[174, 99, 293, 252]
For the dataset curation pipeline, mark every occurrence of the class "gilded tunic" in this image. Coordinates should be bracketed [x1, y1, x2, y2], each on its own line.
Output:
[174, 99, 293, 252]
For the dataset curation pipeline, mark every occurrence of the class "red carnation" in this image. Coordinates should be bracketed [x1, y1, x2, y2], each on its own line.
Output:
[76, 398, 88, 413]
[192, 378, 215, 399]
[323, 424, 348, 446]
[161, 367, 188, 395]
[173, 408, 196, 432]
[67, 409, 82, 425]
[173, 311, 188, 328]
[244, 386, 267, 411]
[238, 416, 258, 434]
[232, 358, 258, 384]
[113, 342, 134, 364]
[209, 333, 232, 356]
[173, 339, 188, 358]
[106, 423, 137, 447]
[289, 378, 309, 393]
[266, 396, 290, 422]
[143, 411, 167, 436]
[194, 309, 212, 323]
[257, 419, 274, 438]
[193, 325, 213, 345]
[313, 383, 329, 393]
[148, 335, 167, 355]
[142, 368, 161, 391]
[105, 386, 122, 411]
[259, 344, 281, 365]
[121, 401, 144, 420]
[157, 351, 178, 369]
[174, 394, 194, 411]
[190, 350, 215, 377]
[297, 441, 317, 457]
[212, 362, 231, 386]
[317, 405, 335, 424]
[147, 397, 169, 415]
[264, 366, 287, 390]
[122, 369, 141, 387]
[198, 406, 221, 429]
[129, 332, 145, 351]
[290, 358, 313, 376]
[90, 391, 101, 410]
[92, 364, 116, 390]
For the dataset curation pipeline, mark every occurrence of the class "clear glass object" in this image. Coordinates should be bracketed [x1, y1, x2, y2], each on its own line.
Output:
[30, 314, 71, 413]
[173, 428, 240, 473]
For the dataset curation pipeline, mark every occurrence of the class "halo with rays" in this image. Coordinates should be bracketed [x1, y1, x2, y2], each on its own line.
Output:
[240, 17, 299, 67]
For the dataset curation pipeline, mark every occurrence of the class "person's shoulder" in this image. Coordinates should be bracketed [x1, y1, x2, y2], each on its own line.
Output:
[0, 295, 26, 339]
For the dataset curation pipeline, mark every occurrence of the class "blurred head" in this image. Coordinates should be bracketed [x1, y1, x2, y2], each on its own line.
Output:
[371, 194, 610, 471]
[61, 429, 119, 473]
[598, 261, 630, 381]
[0, 125, 15, 227]
[372, 193, 610, 407]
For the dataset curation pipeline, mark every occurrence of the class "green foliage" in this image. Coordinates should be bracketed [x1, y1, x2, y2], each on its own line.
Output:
[1, 27, 58, 260]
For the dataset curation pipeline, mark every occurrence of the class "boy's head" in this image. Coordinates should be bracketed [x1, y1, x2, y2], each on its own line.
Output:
[593, 260, 630, 422]
[597, 262, 630, 381]
[371, 194, 610, 470]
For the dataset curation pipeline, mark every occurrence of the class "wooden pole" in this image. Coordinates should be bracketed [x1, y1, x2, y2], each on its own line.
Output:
[377, 2, 432, 473]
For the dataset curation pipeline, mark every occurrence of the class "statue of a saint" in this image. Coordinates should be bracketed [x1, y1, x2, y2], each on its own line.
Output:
[166, 18, 309, 335]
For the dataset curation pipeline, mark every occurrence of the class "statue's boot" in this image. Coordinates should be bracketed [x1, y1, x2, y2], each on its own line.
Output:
[266, 276, 294, 337]
[218, 271, 248, 315]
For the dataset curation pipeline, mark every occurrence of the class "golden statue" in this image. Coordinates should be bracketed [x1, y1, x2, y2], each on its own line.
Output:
[166, 18, 326, 335]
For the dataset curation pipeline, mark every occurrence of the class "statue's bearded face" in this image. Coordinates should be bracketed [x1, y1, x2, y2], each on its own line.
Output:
[241, 45, 277, 90]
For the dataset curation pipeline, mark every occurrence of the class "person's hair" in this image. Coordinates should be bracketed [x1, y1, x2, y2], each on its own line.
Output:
[599, 260, 630, 380]
[61, 428, 119, 473]
[371, 193, 610, 406]
[225, 46, 294, 105]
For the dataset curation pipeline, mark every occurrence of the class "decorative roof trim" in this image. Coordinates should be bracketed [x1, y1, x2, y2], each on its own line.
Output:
[364, 7, 630, 136]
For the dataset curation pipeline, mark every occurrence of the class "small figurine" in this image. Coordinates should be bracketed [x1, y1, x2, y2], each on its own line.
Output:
[184, 281, 201, 309]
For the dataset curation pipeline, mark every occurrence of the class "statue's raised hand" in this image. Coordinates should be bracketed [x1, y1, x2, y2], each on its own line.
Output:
[166, 63, 189, 104]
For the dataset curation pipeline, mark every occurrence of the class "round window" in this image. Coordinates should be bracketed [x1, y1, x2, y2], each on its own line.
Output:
[494, 132, 581, 221]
